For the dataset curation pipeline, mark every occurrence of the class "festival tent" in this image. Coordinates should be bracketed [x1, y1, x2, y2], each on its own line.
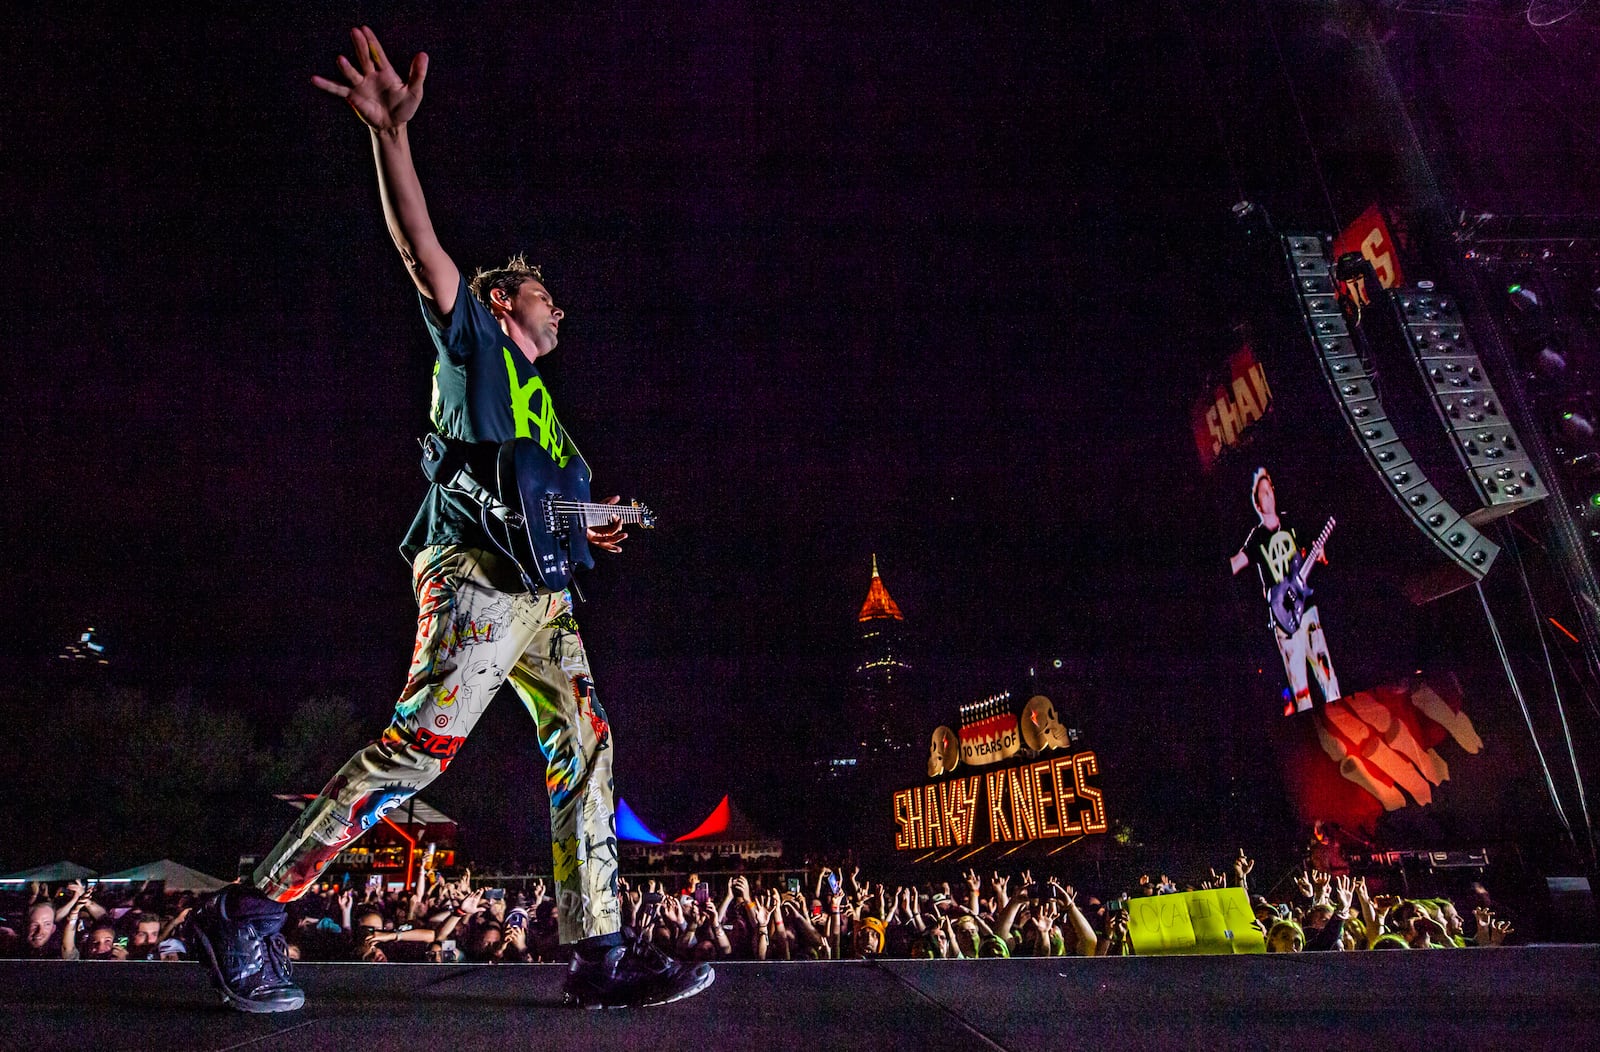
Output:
[616, 798, 664, 843]
[0, 861, 96, 884]
[675, 796, 769, 842]
[673, 796, 783, 856]
[97, 859, 228, 892]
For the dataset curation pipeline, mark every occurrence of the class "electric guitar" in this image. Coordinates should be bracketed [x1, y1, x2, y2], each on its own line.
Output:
[1268, 517, 1335, 635]
[421, 434, 655, 595]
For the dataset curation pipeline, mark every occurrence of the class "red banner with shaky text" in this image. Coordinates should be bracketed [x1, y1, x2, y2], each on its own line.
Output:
[1193, 345, 1272, 472]
[1332, 205, 1403, 289]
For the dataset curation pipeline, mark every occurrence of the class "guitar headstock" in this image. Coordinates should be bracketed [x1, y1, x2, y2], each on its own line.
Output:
[632, 500, 657, 529]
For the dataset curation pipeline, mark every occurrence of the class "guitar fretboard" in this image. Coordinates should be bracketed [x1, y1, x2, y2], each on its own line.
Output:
[546, 500, 651, 528]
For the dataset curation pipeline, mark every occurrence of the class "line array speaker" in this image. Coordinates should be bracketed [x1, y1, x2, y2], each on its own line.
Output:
[1389, 286, 1548, 522]
[1282, 234, 1499, 579]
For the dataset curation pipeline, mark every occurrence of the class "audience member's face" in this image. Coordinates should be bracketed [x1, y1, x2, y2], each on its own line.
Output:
[1267, 928, 1303, 953]
[85, 927, 116, 956]
[356, 911, 384, 932]
[26, 904, 55, 948]
[132, 919, 161, 949]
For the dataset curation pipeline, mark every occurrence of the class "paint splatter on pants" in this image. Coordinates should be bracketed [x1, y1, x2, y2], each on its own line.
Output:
[253, 544, 621, 944]
[1274, 603, 1340, 712]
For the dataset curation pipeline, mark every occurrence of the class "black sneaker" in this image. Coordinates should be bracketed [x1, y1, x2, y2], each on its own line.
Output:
[188, 884, 305, 1013]
[563, 941, 715, 1009]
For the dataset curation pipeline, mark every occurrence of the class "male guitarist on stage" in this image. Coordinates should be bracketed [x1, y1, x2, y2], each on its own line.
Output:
[1229, 467, 1342, 715]
[188, 26, 713, 1012]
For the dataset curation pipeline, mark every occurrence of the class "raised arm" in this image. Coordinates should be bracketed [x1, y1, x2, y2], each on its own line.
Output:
[313, 26, 461, 313]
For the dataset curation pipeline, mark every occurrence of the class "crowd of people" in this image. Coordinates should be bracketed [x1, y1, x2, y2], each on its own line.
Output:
[0, 849, 1520, 964]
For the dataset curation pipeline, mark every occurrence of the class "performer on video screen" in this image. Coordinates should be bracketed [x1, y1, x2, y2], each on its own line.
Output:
[1229, 467, 1341, 715]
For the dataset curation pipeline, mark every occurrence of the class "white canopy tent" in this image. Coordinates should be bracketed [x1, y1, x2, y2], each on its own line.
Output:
[0, 861, 97, 884]
[97, 859, 228, 892]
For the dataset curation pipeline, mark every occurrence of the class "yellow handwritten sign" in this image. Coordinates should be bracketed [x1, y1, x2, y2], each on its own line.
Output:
[1127, 888, 1265, 955]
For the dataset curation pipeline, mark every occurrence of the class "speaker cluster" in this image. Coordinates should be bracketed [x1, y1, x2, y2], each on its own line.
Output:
[1282, 235, 1499, 578]
[1390, 287, 1547, 518]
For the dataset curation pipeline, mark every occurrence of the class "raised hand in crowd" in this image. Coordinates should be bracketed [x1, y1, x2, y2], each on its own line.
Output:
[1473, 906, 1495, 947]
[1232, 849, 1255, 891]
[159, 906, 193, 945]
[1354, 878, 1382, 947]
[961, 869, 983, 914]
[989, 872, 1010, 910]
[744, 889, 771, 929]
[659, 894, 686, 932]
[57, 881, 87, 924]
[1054, 882, 1098, 956]
[1331, 875, 1355, 919]
[780, 898, 829, 956]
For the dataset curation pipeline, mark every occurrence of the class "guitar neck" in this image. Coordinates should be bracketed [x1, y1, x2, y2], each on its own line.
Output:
[1298, 518, 1336, 585]
[547, 500, 649, 528]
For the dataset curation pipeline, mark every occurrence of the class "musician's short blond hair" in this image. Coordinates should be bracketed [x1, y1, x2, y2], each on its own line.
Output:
[469, 253, 546, 309]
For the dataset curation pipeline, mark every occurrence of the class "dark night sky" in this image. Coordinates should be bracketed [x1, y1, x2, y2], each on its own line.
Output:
[5, 1, 1599, 857]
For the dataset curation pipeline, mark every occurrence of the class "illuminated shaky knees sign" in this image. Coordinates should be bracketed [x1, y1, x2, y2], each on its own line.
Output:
[893, 754, 1108, 850]
[895, 693, 1108, 850]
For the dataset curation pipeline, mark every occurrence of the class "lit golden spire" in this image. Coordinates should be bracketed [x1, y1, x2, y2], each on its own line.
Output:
[858, 554, 904, 622]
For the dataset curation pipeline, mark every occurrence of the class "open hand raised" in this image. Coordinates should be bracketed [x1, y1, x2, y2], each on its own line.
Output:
[313, 26, 428, 133]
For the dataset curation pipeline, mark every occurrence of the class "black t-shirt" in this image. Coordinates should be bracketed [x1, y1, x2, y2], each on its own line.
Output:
[1241, 520, 1300, 598]
[400, 275, 585, 562]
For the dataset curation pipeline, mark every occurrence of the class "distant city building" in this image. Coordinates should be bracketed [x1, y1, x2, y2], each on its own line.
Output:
[853, 555, 914, 754]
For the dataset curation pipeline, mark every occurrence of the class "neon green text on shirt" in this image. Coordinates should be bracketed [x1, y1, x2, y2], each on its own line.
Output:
[503, 347, 570, 466]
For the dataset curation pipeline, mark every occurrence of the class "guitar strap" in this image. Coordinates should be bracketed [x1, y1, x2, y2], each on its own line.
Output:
[419, 433, 540, 592]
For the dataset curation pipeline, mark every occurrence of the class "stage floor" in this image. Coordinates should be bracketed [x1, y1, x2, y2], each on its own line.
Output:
[2, 947, 1597, 1051]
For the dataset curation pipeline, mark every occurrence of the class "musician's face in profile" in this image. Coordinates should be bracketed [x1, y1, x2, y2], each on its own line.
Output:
[491, 279, 563, 359]
[1255, 475, 1276, 519]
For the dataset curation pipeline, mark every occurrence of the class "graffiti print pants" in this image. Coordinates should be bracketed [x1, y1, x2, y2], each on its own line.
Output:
[253, 544, 621, 944]
[1274, 603, 1340, 712]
